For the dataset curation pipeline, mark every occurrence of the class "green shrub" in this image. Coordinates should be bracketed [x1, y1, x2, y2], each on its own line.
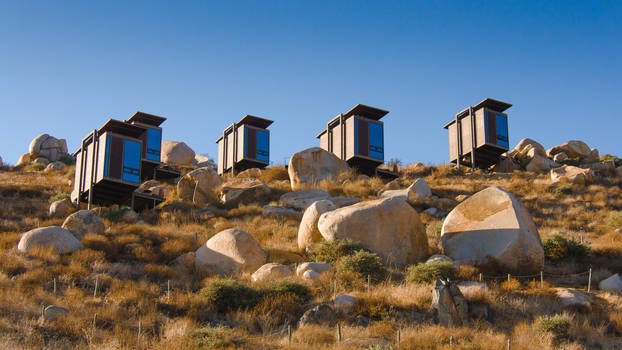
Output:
[554, 184, 573, 195]
[559, 158, 581, 166]
[101, 206, 132, 222]
[543, 235, 590, 262]
[191, 325, 247, 348]
[538, 314, 571, 343]
[58, 154, 76, 165]
[24, 162, 46, 171]
[262, 280, 311, 303]
[606, 211, 622, 229]
[308, 239, 370, 264]
[406, 262, 457, 284]
[200, 279, 260, 313]
[600, 154, 622, 167]
[337, 250, 386, 281]
[49, 192, 70, 203]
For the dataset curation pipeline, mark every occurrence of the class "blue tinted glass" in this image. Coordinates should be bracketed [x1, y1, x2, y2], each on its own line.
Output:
[256, 129, 269, 162]
[496, 114, 509, 148]
[122, 139, 141, 183]
[146, 128, 161, 161]
[368, 122, 384, 160]
[104, 135, 110, 177]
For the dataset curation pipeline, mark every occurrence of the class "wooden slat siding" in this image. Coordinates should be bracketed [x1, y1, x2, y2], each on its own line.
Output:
[108, 136, 124, 180]
[358, 118, 369, 157]
[486, 109, 497, 144]
[246, 128, 257, 160]
[140, 130, 148, 159]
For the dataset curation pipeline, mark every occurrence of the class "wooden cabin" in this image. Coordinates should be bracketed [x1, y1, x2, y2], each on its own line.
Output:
[443, 98, 511, 169]
[316, 104, 388, 176]
[71, 120, 144, 207]
[125, 111, 179, 182]
[216, 115, 272, 175]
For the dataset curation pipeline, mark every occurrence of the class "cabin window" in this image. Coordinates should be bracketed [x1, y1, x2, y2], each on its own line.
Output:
[368, 122, 384, 160]
[256, 129, 269, 162]
[122, 140, 141, 183]
[104, 135, 111, 177]
[146, 128, 162, 161]
[496, 114, 509, 148]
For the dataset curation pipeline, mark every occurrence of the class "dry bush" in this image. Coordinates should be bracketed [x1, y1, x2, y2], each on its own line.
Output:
[292, 324, 335, 347]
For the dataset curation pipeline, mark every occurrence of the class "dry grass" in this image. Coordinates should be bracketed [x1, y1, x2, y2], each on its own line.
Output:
[2, 164, 622, 349]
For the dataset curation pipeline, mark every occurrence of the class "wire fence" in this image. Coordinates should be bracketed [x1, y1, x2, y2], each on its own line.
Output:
[38, 267, 597, 348]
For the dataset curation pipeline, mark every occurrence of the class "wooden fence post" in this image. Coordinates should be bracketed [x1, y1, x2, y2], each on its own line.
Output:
[94, 277, 99, 297]
[92, 314, 97, 337]
[288, 325, 292, 344]
[53, 278, 57, 295]
[396, 329, 401, 347]
[138, 320, 142, 345]
[450, 335, 453, 345]
[337, 323, 341, 344]
[367, 275, 371, 293]
[507, 338, 511, 350]
[587, 268, 592, 292]
[540, 271, 543, 289]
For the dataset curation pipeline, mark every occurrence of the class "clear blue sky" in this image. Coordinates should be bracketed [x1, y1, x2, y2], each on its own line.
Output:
[1, 1, 620, 165]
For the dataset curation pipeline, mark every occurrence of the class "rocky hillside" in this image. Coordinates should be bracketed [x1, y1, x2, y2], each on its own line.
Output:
[1, 138, 622, 349]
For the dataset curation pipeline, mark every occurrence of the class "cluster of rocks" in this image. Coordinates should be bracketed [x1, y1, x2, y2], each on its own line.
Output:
[495, 138, 620, 185]
[16, 134, 71, 169]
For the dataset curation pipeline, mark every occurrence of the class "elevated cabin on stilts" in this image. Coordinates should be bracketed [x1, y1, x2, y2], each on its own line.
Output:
[216, 115, 273, 175]
[443, 98, 511, 170]
[317, 104, 396, 178]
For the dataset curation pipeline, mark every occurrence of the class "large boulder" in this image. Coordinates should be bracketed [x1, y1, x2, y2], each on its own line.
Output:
[510, 138, 547, 167]
[525, 154, 556, 172]
[441, 187, 544, 273]
[161, 141, 196, 167]
[297, 200, 336, 251]
[49, 198, 74, 218]
[547, 140, 598, 162]
[194, 228, 266, 276]
[61, 210, 105, 239]
[550, 165, 594, 185]
[29, 134, 68, 162]
[177, 167, 222, 205]
[599, 274, 622, 292]
[280, 189, 333, 210]
[193, 154, 214, 170]
[137, 180, 170, 199]
[296, 262, 332, 277]
[492, 155, 520, 173]
[219, 178, 270, 206]
[318, 196, 428, 267]
[18, 226, 83, 254]
[250, 263, 293, 283]
[288, 147, 349, 190]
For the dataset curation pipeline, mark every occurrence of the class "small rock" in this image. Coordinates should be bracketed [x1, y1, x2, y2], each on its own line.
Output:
[616, 166, 622, 178]
[262, 206, 299, 219]
[237, 168, 262, 178]
[615, 228, 622, 234]
[599, 274, 622, 292]
[43, 305, 68, 322]
[298, 304, 337, 327]
[333, 294, 357, 311]
[556, 288, 592, 307]
[455, 194, 468, 202]
[550, 165, 594, 185]
[425, 254, 454, 265]
[353, 315, 371, 327]
[44, 161, 65, 172]
[49, 199, 74, 218]
[219, 178, 270, 206]
[432, 279, 469, 328]
[302, 269, 320, 281]
[251, 263, 293, 283]
[120, 210, 139, 223]
[62, 210, 105, 239]
[280, 189, 332, 210]
[424, 207, 439, 216]
[296, 262, 332, 277]
[32, 157, 50, 166]
[16, 153, 31, 166]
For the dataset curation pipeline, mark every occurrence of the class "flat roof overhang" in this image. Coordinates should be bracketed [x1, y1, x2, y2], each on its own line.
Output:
[126, 111, 166, 127]
[215, 114, 273, 143]
[316, 104, 389, 139]
[443, 98, 512, 129]
[73, 119, 145, 156]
